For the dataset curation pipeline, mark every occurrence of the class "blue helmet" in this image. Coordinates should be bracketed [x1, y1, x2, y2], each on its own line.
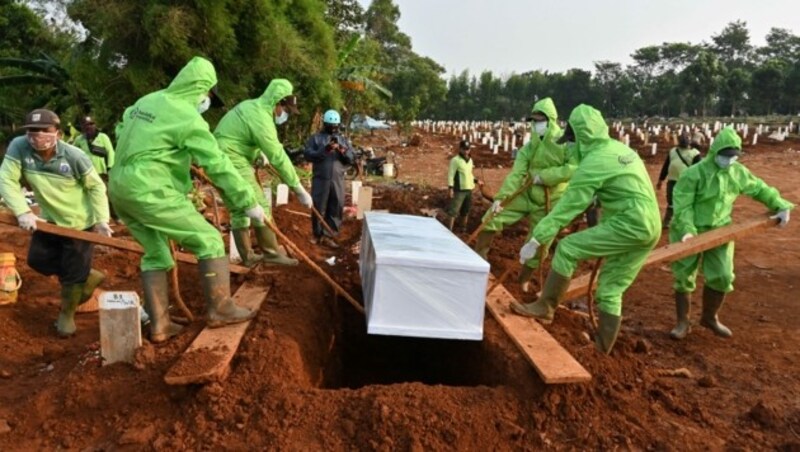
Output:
[323, 109, 340, 125]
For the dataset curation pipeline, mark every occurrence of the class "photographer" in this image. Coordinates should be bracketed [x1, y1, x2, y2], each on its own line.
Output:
[303, 109, 355, 247]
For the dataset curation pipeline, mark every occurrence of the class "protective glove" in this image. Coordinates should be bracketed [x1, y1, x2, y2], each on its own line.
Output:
[245, 204, 266, 223]
[490, 200, 504, 214]
[293, 185, 313, 208]
[681, 233, 694, 243]
[770, 209, 790, 227]
[17, 212, 39, 232]
[519, 238, 540, 264]
[255, 152, 269, 168]
[93, 222, 113, 237]
[533, 175, 543, 185]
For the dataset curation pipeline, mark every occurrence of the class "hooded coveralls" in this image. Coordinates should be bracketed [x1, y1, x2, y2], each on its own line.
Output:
[214, 79, 301, 228]
[670, 127, 794, 294]
[109, 57, 256, 271]
[481, 97, 576, 268]
[531, 105, 661, 316]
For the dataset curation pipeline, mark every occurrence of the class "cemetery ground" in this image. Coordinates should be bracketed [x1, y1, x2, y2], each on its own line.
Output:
[0, 126, 799, 450]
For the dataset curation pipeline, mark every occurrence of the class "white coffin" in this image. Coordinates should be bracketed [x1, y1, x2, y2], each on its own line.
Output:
[360, 212, 490, 340]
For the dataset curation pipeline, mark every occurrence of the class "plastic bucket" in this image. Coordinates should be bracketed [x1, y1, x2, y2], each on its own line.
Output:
[0, 253, 22, 305]
[382, 163, 395, 177]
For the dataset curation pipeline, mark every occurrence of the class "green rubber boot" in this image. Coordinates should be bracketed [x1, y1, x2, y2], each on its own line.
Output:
[80, 269, 106, 304]
[594, 310, 622, 355]
[510, 270, 570, 324]
[700, 286, 732, 338]
[142, 270, 183, 343]
[474, 231, 495, 260]
[56, 284, 83, 337]
[232, 228, 264, 267]
[254, 226, 298, 266]
[199, 257, 257, 328]
[669, 291, 692, 340]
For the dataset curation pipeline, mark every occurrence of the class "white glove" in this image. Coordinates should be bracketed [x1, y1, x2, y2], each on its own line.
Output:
[294, 185, 313, 208]
[519, 238, 540, 264]
[17, 212, 39, 232]
[533, 174, 543, 185]
[490, 200, 504, 214]
[681, 233, 694, 243]
[245, 204, 266, 223]
[256, 152, 269, 168]
[770, 209, 790, 227]
[93, 222, 113, 237]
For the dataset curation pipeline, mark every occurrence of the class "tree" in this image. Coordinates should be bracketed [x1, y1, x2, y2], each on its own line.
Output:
[711, 20, 752, 68]
[750, 59, 786, 114]
[719, 68, 750, 116]
[680, 51, 721, 117]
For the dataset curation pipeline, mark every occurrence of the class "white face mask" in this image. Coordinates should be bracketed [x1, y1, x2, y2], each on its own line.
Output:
[533, 121, 548, 136]
[275, 110, 289, 125]
[26, 131, 58, 151]
[715, 155, 738, 169]
[197, 95, 211, 114]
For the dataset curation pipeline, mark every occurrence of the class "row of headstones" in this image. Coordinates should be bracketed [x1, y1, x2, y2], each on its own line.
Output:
[413, 120, 532, 155]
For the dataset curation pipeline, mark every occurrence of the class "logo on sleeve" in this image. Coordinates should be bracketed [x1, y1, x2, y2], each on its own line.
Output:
[59, 162, 71, 174]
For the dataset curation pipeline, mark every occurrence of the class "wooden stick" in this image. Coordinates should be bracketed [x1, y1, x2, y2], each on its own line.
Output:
[486, 265, 515, 295]
[586, 258, 601, 330]
[208, 187, 221, 231]
[539, 216, 780, 302]
[310, 205, 339, 242]
[0, 210, 250, 275]
[169, 241, 194, 322]
[467, 178, 533, 244]
[265, 218, 365, 315]
[536, 187, 551, 289]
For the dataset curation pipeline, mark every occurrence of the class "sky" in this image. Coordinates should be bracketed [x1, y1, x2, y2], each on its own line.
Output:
[356, 0, 800, 77]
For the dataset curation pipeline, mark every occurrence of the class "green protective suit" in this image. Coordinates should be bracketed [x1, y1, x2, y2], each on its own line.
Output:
[109, 56, 256, 271]
[670, 127, 794, 293]
[214, 79, 301, 229]
[532, 105, 661, 316]
[482, 97, 577, 268]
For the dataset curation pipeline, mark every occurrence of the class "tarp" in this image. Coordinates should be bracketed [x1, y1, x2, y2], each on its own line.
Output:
[360, 212, 489, 340]
[350, 114, 391, 131]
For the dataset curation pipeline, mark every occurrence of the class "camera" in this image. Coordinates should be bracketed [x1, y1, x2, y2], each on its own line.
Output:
[329, 136, 339, 144]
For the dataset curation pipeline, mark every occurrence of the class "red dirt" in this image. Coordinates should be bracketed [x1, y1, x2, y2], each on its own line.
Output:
[0, 128, 799, 450]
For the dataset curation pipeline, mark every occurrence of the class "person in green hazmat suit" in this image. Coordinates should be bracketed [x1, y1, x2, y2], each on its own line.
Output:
[474, 97, 577, 293]
[510, 104, 662, 354]
[214, 79, 312, 267]
[668, 127, 793, 340]
[109, 56, 262, 342]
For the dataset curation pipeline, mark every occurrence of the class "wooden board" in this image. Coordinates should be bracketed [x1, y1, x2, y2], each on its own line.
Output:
[485, 275, 591, 384]
[0, 210, 250, 275]
[552, 216, 777, 302]
[164, 283, 269, 385]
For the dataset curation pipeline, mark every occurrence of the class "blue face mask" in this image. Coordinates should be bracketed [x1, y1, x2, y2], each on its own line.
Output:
[715, 155, 738, 169]
[275, 110, 289, 125]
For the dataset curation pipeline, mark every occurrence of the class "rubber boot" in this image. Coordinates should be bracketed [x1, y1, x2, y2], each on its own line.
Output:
[80, 269, 106, 303]
[446, 216, 456, 231]
[56, 284, 82, 337]
[510, 270, 570, 324]
[142, 270, 183, 343]
[594, 310, 622, 355]
[232, 228, 264, 267]
[200, 257, 257, 328]
[254, 226, 298, 266]
[518, 265, 535, 293]
[458, 216, 468, 233]
[662, 207, 673, 229]
[669, 291, 692, 340]
[700, 286, 732, 338]
[474, 231, 495, 260]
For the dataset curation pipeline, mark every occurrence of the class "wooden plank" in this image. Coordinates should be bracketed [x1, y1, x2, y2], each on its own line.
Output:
[356, 186, 373, 220]
[164, 283, 269, 385]
[485, 275, 591, 384]
[0, 210, 250, 275]
[552, 217, 777, 302]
